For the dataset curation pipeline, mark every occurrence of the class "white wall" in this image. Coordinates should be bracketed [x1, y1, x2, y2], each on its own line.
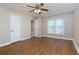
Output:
[73, 4, 79, 54]
[42, 13, 73, 40]
[21, 14, 31, 39]
[0, 7, 10, 44]
[0, 6, 32, 45]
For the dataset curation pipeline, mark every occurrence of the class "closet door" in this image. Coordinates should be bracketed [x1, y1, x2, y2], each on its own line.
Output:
[10, 15, 21, 42]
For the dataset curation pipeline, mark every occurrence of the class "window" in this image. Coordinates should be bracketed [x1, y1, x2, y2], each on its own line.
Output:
[47, 20, 55, 33]
[47, 19, 64, 35]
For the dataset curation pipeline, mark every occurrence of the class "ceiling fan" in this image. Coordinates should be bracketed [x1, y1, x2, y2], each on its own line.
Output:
[26, 3, 48, 14]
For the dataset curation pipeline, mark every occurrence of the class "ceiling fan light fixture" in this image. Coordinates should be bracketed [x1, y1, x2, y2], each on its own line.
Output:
[34, 9, 37, 12]
[37, 9, 41, 13]
[34, 9, 41, 13]
[26, 3, 48, 14]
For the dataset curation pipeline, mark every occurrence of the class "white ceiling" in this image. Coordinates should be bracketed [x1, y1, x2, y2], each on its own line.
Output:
[0, 3, 77, 16]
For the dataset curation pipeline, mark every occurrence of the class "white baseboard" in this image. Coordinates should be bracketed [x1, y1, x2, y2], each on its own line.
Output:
[0, 36, 31, 47]
[20, 36, 31, 41]
[42, 35, 72, 40]
[0, 42, 12, 47]
[34, 35, 43, 37]
[72, 40, 79, 54]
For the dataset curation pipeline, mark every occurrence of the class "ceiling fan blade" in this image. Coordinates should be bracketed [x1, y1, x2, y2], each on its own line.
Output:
[40, 3, 44, 7]
[41, 9, 48, 11]
[30, 9, 35, 12]
[26, 5, 34, 8]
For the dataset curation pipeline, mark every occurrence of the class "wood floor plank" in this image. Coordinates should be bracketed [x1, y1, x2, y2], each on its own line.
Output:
[0, 37, 78, 55]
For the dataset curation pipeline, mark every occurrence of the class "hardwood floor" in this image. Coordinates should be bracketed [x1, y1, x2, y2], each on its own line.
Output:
[0, 37, 78, 55]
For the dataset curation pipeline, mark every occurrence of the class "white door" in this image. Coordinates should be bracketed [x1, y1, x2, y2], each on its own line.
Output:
[10, 15, 21, 42]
